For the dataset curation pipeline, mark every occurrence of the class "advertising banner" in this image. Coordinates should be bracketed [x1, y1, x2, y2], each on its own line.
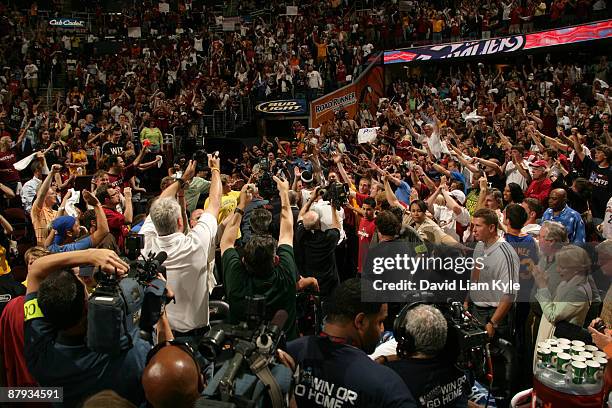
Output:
[256, 99, 307, 115]
[48, 18, 85, 28]
[310, 53, 384, 128]
[384, 19, 612, 64]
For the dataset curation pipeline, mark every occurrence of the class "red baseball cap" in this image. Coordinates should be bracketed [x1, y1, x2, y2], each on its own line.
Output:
[529, 159, 548, 168]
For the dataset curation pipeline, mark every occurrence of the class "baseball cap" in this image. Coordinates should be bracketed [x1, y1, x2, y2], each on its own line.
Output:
[529, 160, 547, 168]
[449, 190, 466, 205]
[301, 170, 313, 183]
[52, 216, 76, 241]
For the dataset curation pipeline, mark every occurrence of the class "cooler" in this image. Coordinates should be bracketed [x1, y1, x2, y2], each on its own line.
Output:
[532, 368, 604, 408]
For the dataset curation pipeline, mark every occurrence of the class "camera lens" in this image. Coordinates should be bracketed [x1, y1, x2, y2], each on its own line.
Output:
[199, 328, 225, 360]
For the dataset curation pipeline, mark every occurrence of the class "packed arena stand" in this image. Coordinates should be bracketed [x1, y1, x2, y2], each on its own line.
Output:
[0, 0, 612, 406]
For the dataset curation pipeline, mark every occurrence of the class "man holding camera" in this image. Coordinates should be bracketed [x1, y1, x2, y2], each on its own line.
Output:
[294, 185, 341, 299]
[23, 249, 172, 406]
[140, 154, 221, 343]
[221, 176, 299, 339]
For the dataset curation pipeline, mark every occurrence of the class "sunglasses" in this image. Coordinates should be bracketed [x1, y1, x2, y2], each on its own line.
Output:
[145, 339, 200, 368]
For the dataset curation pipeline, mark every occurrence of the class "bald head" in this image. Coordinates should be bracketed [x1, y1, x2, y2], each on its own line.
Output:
[302, 210, 320, 230]
[142, 346, 201, 408]
[548, 188, 567, 212]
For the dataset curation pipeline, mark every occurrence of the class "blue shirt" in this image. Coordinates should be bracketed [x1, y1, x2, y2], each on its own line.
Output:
[24, 292, 150, 407]
[395, 180, 412, 206]
[47, 236, 93, 253]
[288, 336, 417, 407]
[541, 205, 585, 243]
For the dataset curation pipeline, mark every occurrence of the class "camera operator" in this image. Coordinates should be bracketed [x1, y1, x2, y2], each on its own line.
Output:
[23, 249, 172, 406]
[140, 155, 221, 344]
[295, 186, 341, 299]
[287, 278, 417, 407]
[221, 176, 300, 339]
[381, 305, 471, 408]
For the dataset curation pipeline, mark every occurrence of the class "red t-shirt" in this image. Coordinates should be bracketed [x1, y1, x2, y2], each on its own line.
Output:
[525, 178, 552, 206]
[107, 164, 136, 192]
[357, 217, 376, 273]
[0, 296, 37, 386]
[0, 150, 20, 183]
[104, 207, 127, 249]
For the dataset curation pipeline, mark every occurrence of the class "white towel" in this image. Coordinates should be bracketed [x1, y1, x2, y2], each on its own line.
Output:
[13, 152, 50, 174]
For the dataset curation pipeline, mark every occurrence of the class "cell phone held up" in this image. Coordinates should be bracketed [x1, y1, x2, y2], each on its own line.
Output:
[594, 320, 607, 334]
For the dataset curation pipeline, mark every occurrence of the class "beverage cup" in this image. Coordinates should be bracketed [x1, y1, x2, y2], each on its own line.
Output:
[571, 361, 587, 384]
[556, 352, 571, 374]
[585, 360, 601, 384]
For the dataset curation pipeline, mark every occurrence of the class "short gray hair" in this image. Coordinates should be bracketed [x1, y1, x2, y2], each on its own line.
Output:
[302, 210, 320, 230]
[403, 305, 447, 356]
[541, 221, 568, 243]
[150, 197, 181, 236]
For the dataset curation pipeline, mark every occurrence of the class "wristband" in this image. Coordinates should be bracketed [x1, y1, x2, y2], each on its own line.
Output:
[211, 168, 220, 174]
[488, 320, 498, 329]
[177, 178, 187, 188]
[235, 207, 244, 216]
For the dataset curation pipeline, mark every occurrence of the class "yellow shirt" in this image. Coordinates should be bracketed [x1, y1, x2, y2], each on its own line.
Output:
[432, 19, 444, 33]
[204, 190, 242, 239]
[32, 204, 58, 246]
[0, 246, 10, 275]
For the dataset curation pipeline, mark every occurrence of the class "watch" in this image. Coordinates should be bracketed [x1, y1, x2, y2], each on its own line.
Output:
[488, 320, 499, 329]
[176, 178, 187, 188]
[235, 207, 244, 216]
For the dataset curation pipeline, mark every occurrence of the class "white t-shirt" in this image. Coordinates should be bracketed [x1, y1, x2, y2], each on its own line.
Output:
[24, 64, 38, 79]
[140, 212, 218, 332]
[433, 204, 470, 242]
[311, 200, 346, 245]
[307, 71, 322, 89]
[505, 160, 530, 190]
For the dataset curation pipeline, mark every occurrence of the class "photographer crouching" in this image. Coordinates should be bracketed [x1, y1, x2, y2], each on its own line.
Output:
[23, 249, 173, 407]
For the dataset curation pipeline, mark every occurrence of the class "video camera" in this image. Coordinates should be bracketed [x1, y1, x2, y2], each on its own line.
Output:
[87, 235, 170, 355]
[320, 182, 349, 210]
[257, 158, 278, 200]
[396, 298, 488, 373]
[436, 301, 488, 371]
[198, 296, 293, 408]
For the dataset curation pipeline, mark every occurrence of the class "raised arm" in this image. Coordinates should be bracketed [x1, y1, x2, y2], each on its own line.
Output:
[383, 176, 403, 209]
[274, 176, 293, 247]
[82, 190, 110, 247]
[204, 154, 222, 217]
[476, 176, 488, 211]
[571, 134, 586, 162]
[33, 164, 61, 210]
[298, 187, 320, 221]
[475, 157, 503, 175]
[27, 249, 129, 294]
[123, 188, 133, 224]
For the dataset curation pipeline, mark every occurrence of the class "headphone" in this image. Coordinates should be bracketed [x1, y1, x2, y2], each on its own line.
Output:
[393, 301, 426, 359]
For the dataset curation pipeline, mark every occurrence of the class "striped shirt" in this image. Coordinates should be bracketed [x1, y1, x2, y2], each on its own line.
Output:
[470, 237, 520, 307]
